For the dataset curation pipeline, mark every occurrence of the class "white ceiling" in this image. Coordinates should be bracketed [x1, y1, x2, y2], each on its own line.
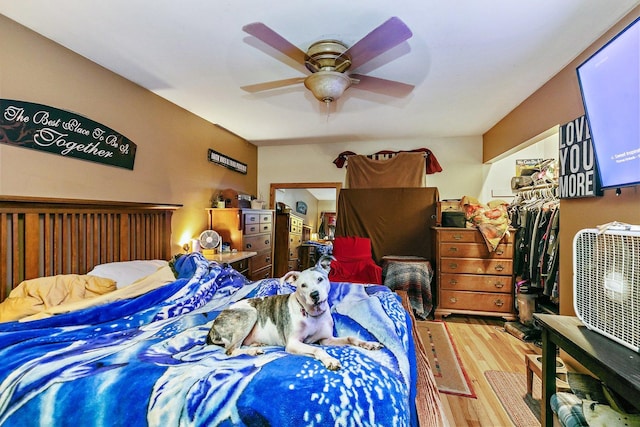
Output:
[1, 1, 638, 146]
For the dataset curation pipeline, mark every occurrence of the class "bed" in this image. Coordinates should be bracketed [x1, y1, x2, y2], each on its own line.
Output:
[0, 197, 447, 427]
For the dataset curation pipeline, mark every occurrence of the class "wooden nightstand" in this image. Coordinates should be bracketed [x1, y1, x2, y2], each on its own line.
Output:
[203, 251, 257, 276]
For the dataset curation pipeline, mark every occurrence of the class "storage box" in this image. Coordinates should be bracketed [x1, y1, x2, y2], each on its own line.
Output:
[441, 211, 466, 228]
[436, 200, 463, 226]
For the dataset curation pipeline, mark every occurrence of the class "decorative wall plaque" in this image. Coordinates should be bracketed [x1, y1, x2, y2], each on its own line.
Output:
[0, 99, 137, 169]
[559, 115, 601, 198]
[208, 149, 247, 174]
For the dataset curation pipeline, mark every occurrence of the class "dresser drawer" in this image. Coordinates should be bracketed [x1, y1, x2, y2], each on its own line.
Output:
[249, 265, 272, 281]
[244, 212, 272, 224]
[289, 234, 302, 247]
[440, 242, 513, 259]
[230, 258, 249, 273]
[244, 213, 261, 226]
[244, 222, 272, 235]
[244, 234, 272, 252]
[440, 257, 513, 275]
[440, 290, 513, 313]
[439, 273, 513, 293]
[250, 250, 272, 272]
[259, 213, 273, 224]
[290, 217, 303, 233]
[438, 229, 513, 245]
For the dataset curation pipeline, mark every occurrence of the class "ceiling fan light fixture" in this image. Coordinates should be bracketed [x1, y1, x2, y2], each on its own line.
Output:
[304, 71, 352, 103]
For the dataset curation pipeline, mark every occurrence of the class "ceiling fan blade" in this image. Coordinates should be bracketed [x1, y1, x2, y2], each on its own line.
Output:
[350, 74, 414, 97]
[240, 77, 306, 93]
[340, 17, 413, 70]
[243, 22, 308, 67]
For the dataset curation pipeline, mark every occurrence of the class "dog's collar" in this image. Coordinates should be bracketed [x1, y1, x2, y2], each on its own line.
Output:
[295, 295, 327, 318]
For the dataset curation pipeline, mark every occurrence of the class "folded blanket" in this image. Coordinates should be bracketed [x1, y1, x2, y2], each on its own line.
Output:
[0, 274, 116, 322]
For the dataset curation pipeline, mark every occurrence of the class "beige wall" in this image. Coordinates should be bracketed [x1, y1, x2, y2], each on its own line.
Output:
[483, 7, 640, 315]
[258, 136, 484, 203]
[0, 15, 258, 254]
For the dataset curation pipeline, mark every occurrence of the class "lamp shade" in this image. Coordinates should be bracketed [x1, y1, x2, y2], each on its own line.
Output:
[304, 71, 352, 103]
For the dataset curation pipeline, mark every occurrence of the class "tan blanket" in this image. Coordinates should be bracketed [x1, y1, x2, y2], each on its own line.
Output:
[0, 274, 116, 322]
[21, 265, 177, 322]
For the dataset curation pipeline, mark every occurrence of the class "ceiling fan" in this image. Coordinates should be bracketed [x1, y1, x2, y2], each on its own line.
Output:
[241, 17, 414, 107]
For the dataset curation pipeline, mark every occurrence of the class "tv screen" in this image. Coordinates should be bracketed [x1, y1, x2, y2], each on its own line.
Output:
[576, 17, 640, 190]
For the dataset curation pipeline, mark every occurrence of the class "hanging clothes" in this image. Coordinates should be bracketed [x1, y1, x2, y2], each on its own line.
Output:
[509, 186, 560, 300]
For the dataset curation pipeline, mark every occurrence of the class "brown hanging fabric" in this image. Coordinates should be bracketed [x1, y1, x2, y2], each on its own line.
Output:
[333, 147, 443, 174]
[346, 152, 425, 188]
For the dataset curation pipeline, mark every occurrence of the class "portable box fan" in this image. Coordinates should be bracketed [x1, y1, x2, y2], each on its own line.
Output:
[199, 229, 221, 256]
[573, 223, 640, 352]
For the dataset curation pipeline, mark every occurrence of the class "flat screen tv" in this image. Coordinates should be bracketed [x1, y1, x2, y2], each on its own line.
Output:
[576, 17, 640, 190]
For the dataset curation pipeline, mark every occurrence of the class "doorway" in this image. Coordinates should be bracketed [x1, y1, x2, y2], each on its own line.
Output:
[269, 182, 341, 236]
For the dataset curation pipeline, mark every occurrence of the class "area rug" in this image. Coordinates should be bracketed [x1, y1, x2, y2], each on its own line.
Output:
[485, 370, 541, 427]
[416, 320, 476, 397]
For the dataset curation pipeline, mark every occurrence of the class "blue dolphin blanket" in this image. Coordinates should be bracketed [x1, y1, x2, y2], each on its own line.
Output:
[0, 253, 418, 426]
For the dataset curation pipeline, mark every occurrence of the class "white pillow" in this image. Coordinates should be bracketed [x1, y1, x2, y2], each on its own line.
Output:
[87, 260, 169, 288]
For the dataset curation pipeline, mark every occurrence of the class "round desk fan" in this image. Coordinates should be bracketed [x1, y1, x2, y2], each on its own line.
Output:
[199, 229, 221, 256]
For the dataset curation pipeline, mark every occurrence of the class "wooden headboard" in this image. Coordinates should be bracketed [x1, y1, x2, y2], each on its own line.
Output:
[0, 196, 181, 301]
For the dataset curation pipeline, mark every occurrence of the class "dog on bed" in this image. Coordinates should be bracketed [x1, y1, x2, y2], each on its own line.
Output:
[206, 256, 383, 370]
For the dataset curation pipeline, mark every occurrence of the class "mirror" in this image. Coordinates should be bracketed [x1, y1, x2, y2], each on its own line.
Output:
[269, 182, 341, 239]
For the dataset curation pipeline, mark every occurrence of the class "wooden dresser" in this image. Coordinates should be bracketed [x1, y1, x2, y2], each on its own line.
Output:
[433, 227, 517, 320]
[206, 208, 274, 281]
[298, 244, 317, 270]
[274, 212, 304, 276]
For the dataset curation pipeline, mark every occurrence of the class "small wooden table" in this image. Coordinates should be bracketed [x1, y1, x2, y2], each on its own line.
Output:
[534, 314, 640, 427]
[524, 353, 569, 396]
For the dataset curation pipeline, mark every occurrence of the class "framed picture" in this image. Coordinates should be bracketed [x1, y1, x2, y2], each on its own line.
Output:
[295, 201, 307, 215]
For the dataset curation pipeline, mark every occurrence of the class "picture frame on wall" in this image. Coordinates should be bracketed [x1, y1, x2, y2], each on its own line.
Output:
[296, 201, 307, 215]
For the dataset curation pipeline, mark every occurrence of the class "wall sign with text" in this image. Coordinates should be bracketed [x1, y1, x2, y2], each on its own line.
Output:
[559, 115, 601, 198]
[208, 149, 247, 174]
[0, 99, 137, 170]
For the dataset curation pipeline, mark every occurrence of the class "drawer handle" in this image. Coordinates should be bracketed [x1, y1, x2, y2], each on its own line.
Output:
[246, 244, 252, 249]
[494, 299, 504, 307]
[448, 263, 458, 270]
[494, 264, 504, 272]
[265, 257, 271, 262]
[493, 282, 505, 288]
[249, 226, 257, 232]
[265, 239, 270, 245]
[448, 279, 458, 285]
[495, 249, 504, 255]
[448, 247, 458, 253]
[452, 234, 463, 241]
[449, 297, 458, 303]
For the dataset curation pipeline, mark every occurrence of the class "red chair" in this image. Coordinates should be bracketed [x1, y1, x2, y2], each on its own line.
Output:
[328, 236, 382, 284]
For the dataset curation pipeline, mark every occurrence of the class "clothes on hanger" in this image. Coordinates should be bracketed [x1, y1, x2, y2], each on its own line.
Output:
[509, 185, 560, 301]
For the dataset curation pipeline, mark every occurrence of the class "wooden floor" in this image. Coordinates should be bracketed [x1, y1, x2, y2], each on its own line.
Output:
[433, 316, 540, 427]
